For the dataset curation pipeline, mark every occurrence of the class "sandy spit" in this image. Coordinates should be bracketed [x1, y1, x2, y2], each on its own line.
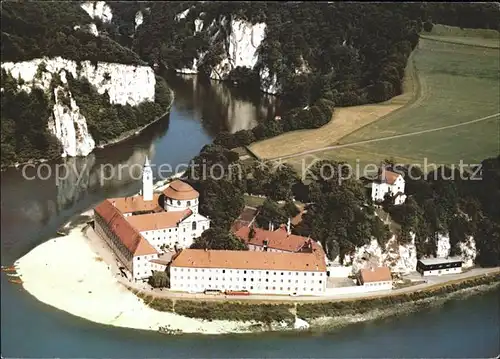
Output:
[14, 225, 256, 335]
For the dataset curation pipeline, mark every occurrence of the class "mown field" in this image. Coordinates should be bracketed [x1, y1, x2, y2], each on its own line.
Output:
[248, 52, 418, 160]
[286, 28, 499, 175]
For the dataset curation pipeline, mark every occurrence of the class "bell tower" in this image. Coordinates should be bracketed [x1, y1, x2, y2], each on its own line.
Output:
[142, 156, 153, 201]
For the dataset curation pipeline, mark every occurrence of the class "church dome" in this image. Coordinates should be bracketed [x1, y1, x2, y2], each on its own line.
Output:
[163, 180, 199, 200]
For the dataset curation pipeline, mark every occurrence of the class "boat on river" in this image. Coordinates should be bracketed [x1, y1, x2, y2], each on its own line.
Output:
[158, 326, 182, 335]
[1, 265, 17, 272]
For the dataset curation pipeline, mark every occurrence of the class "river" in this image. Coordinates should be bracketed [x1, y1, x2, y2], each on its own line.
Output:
[1, 75, 499, 358]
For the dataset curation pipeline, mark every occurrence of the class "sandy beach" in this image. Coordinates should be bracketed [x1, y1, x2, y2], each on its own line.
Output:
[14, 223, 256, 335]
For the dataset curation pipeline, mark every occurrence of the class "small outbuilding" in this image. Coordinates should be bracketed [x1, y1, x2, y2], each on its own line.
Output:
[357, 266, 393, 291]
[417, 257, 463, 276]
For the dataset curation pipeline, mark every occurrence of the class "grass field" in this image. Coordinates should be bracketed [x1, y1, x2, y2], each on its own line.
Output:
[248, 52, 418, 159]
[284, 27, 499, 176]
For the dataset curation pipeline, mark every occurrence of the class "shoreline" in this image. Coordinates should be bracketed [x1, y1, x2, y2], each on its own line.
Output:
[12, 207, 500, 335]
[1, 88, 175, 172]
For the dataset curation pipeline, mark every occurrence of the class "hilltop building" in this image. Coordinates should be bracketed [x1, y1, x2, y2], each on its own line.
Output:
[93, 157, 210, 281]
[169, 249, 327, 295]
[369, 168, 407, 205]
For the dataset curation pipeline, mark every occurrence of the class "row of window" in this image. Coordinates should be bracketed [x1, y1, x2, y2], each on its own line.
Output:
[175, 276, 323, 284]
[166, 198, 197, 206]
[176, 283, 321, 292]
[173, 268, 323, 276]
[96, 219, 132, 261]
[364, 281, 391, 287]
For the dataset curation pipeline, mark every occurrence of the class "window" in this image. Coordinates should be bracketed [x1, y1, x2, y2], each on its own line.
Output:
[192, 221, 197, 230]
[281, 272, 284, 276]
[187, 201, 191, 206]
[244, 270, 247, 274]
[222, 270, 225, 273]
[177, 201, 181, 205]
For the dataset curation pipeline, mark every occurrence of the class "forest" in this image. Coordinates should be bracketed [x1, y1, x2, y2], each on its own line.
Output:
[1, 65, 171, 168]
[1, 1, 144, 64]
[1, 2, 172, 168]
[120, 2, 500, 107]
[180, 143, 500, 268]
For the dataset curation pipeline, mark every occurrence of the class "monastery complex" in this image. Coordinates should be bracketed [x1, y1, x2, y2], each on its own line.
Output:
[91, 158, 463, 297]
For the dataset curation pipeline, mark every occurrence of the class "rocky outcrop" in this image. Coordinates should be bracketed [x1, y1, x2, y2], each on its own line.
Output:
[81, 1, 113, 23]
[344, 231, 477, 276]
[173, 9, 281, 94]
[1, 57, 156, 157]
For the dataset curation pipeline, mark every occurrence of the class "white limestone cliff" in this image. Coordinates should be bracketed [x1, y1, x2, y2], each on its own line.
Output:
[81, 1, 113, 23]
[1, 57, 156, 157]
[347, 231, 476, 275]
[436, 233, 452, 258]
[458, 236, 477, 268]
[135, 11, 143, 30]
[48, 81, 95, 157]
[173, 9, 281, 94]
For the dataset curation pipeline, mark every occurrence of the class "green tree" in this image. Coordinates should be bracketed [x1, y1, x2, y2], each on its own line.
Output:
[190, 228, 248, 250]
[148, 271, 169, 288]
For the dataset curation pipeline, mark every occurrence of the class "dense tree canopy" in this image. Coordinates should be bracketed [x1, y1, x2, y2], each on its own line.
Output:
[122, 2, 499, 107]
[191, 228, 248, 251]
[1, 2, 144, 64]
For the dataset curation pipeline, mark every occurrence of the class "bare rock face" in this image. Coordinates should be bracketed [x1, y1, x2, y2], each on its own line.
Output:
[344, 231, 476, 276]
[173, 8, 287, 95]
[1, 57, 156, 157]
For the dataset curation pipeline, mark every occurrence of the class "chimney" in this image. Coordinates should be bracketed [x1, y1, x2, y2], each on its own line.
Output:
[271, 223, 274, 231]
[268, 221, 272, 231]
[112, 201, 116, 207]
[287, 217, 291, 235]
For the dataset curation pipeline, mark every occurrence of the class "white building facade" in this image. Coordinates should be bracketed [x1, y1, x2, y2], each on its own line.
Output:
[371, 169, 407, 205]
[357, 267, 393, 291]
[417, 258, 463, 276]
[170, 249, 327, 296]
[94, 158, 211, 281]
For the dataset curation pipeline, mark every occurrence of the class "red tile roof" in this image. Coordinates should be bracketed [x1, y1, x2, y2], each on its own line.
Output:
[108, 194, 162, 214]
[235, 226, 311, 253]
[94, 199, 158, 256]
[163, 180, 199, 200]
[171, 249, 326, 272]
[359, 266, 392, 283]
[379, 170, 402, 185]
[126, 209, 192, 232]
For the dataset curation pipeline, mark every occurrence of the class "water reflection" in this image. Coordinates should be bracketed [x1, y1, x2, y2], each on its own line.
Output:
[1, 74, 275, 262]
[166, 74, 278, 135]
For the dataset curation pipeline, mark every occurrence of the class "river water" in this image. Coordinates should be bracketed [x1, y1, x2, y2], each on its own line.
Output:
[1, 75, 499, 358]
